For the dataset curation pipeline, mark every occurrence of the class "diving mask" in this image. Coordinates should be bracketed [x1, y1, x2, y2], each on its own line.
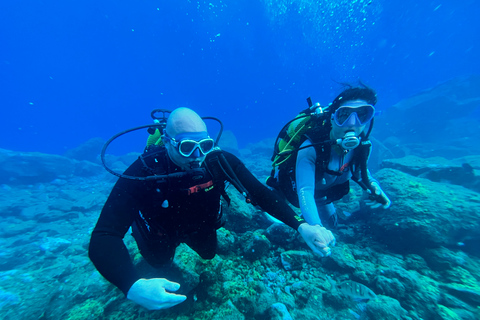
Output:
[333, 104, 375, 127]
[164, 132, 215, 158]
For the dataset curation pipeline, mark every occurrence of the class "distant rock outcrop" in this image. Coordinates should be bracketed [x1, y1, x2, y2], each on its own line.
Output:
[0, 148, 104, 185]
[218, 130, 240, 156]
[63, 137, 106, 164]
[382, 155, 480, 193]
[374, 75, 480, 158]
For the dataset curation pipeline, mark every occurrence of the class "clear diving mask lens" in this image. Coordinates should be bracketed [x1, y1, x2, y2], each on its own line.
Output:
[164, 135, 215, 158]
[333, 104, 375, 127]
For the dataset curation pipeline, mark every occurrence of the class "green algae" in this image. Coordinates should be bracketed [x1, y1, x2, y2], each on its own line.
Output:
[437, 304, 462, 320]
[63, 299, 104, 320]
[447, 267, 480, 289]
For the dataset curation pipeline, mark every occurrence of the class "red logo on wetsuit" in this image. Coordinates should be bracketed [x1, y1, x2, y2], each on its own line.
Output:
[339, 162, 350, 172]
[187, 180, 214, 195]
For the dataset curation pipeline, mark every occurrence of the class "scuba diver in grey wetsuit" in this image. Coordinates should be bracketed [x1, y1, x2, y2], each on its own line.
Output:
[267, 85, 391, 249]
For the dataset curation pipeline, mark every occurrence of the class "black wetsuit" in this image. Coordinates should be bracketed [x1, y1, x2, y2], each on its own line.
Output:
[89, 149, 303, 295]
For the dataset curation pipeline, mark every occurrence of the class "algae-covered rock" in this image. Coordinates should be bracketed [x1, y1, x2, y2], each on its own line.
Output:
[239, 230, 271, 261]
[369, 168, 480, 251]
[404, 254, 430, 274]
[268, 302, 293, 320]
[0, 219, 36, 237]
[374, 276, 407, 300]
[172, 244, 201, 293]
[280, 250, 312, 271]
[402, 273, 442, 319]
[217, 228, 236, 254]
[365, 295, 410, 320]
[222, 189, 258, 233]
[40, 237, 72, 253]
[435, 304, 463, 320]
[63, 298, 104, 320]
[423, 247, 469, 271]
[0, 288, 21, 309]
[323, 244, 357, 272]
[212, 299, 245, 320]
[322, 288, 350, 310]
[381, 155, 480, 193]
[264, 223, 297, 246]
[440, 283, 480, 305]
[351, 260, 378, 284]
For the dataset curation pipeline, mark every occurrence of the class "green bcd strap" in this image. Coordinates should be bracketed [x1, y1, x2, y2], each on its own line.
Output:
[272, 114, 313, 167]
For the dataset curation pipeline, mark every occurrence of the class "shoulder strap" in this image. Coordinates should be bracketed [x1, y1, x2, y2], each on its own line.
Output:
[304, 121, 335, 177]
[139, 146, 170, 176]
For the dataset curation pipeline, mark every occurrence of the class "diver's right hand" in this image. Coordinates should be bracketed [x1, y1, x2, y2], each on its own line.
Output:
[298, 223, 336, 257]
[127, 278, 187, 310]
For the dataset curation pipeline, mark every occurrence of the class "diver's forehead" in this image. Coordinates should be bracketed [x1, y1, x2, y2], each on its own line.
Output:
[339, 100, 369, 107]
[166, 116, 207, 136]
[173, 131, 209, 140]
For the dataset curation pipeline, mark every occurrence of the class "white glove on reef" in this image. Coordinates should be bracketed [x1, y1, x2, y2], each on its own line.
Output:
[365, 181, 391, 209]
[298, 223, 336, 257]
[127, 278, 187, 310]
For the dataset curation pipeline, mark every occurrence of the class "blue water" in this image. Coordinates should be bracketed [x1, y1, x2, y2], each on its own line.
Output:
[1, 0, 479, 154]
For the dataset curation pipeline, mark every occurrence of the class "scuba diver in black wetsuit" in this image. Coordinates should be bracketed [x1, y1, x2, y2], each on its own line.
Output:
[89, 107, 335, 311]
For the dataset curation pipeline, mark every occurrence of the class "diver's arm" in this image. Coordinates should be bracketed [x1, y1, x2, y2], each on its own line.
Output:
[221, 152, 335, 257]
[295, 141, 323, 226]
[364, 170, 391, 209]
[222, 152, 304, 230]
[89, 185, 140, 295]
[365, 169, 381, 190]
[89, 159, 150, 296]
[295, 144, 336, 256]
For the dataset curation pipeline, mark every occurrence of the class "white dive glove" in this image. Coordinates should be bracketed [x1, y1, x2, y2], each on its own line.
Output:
[127, 278, 187, 310]
[298, 223, 336, 257]
[365, 181, 391, 209]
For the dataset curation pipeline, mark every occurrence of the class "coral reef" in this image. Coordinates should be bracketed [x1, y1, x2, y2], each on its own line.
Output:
[1, 77, 480, 319]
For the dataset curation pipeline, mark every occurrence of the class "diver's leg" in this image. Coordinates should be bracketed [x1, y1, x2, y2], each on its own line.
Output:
[185, 228, 217, 260]
[131, 221, 177, 268]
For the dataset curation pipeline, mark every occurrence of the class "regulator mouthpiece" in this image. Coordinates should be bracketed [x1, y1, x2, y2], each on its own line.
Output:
[189, 161, 201, 169]
[340, 131, 360, 150]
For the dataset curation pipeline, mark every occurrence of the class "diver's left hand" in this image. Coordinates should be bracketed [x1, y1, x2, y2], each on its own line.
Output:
[298, 223, 336, 257]
[365, 181, 391, 209]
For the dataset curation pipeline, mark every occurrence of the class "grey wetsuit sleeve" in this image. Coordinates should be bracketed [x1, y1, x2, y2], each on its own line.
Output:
[295, 140, 323, 226]
[366, 169, 379, 186]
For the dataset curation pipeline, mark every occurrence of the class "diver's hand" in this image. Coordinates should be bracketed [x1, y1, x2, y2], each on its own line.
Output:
[127, 278, 187, 310]
[298, 223, 336, 257]
[365, 181, 391, 209]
